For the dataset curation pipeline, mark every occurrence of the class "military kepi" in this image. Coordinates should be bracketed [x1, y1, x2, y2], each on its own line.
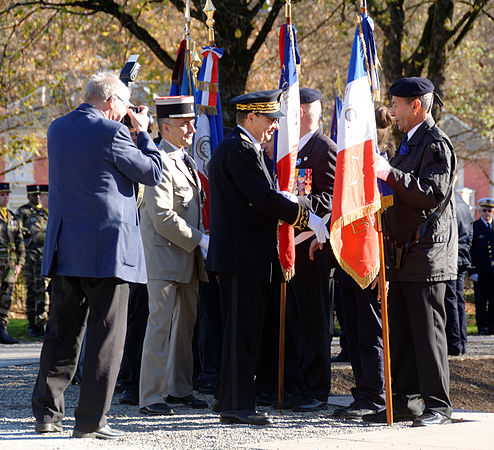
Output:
[478, 197, 494, 208]
[231, 89, 285, 119]
[299, 88, 322, 104]
[0, 182, 10, 193]
[26, 184, 41, 194]
[155, 96, 195, 119]
[389, 76, 444, 107]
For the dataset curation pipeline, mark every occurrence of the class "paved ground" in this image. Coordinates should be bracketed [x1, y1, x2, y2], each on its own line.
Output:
[1, 336, 493, 449]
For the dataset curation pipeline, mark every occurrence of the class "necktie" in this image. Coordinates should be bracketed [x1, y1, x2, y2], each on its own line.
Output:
[399, 134, 409, 156]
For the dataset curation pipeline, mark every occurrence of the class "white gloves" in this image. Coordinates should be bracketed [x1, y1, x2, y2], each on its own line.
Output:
[280, 191, 298, 204]
[199, 234, 209, 259]
[307, 211, 329, 243]
[376, 154, 391, 180]
[470, 273, 479, 283]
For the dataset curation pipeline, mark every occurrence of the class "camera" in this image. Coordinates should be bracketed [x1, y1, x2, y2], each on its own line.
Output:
[120, 55, 141, 130]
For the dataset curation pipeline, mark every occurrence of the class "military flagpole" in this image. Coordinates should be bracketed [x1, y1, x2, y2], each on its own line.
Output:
[277, 0, 294, 414]
[358, 0, 394, 426]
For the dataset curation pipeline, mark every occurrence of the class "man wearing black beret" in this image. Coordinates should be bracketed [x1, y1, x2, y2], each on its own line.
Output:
[363, 77, 457, 426]
[207, 89, 329, 425]
[286, 88, 337, 412]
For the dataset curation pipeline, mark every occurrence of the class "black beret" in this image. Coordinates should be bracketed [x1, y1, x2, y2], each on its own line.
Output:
[230, 89, 285, 119]
[389, 77, 434, 98]
[299, 88, 322, 104]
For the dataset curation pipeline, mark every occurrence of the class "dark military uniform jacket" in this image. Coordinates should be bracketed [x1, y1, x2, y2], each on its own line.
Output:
[294, 128, 336, 272]
[0, 208, 26, 266]
[455, 193, 473, 272]
[383, 116, 457, 282]
[207, 126, 303, 282]
[470, 218, 494, 276]
[16, 203, 49, 258]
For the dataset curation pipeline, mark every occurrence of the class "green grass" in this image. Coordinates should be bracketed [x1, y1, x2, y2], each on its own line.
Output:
[7, 319, 42, 342]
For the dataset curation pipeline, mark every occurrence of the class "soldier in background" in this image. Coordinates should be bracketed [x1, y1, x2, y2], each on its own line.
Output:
[0, 182, 26, 344]
[469, 197, 494, 335]
[16, 184, 50, 337]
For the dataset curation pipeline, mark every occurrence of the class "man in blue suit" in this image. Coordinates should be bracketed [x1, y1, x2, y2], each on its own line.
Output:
[31, 72, 162, 439]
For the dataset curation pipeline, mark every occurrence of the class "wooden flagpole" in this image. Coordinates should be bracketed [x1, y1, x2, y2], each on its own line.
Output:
[277, 0, 293, 414]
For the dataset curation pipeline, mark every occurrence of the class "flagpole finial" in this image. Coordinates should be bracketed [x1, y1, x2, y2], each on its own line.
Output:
[203, 0, 216, 46]
[285, 0, 292, 25]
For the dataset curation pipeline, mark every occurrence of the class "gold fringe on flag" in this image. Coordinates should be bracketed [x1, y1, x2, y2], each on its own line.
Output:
[197, 104, 218, 115]
[196, 80, 219, 93]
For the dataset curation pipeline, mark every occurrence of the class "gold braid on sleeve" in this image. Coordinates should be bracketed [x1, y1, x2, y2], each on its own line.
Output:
[290, 205, 309, 230]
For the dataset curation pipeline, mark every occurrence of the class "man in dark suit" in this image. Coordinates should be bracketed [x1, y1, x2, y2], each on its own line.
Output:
[470, 197, 494, 335]
[364, 77, 457, 427]
[287, 88, 336, 412]
[32, 71, 162, 439]
[207, 89, 329, 425]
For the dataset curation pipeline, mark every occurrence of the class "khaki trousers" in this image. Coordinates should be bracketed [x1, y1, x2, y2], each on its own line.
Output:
[139, 278, 199, 408]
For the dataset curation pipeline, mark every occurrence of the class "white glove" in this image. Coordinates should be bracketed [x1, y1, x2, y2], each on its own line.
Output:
[470, 273, 479, 283]
[307, 211, 329, 243]
[199, 234, 209, 259]
[376, 154, 391, 180]
[280, 191, 298, 204]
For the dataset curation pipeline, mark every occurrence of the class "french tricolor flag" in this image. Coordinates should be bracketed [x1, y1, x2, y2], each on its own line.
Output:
[329, 13, 381, 289]
[275, 23, 300, 280]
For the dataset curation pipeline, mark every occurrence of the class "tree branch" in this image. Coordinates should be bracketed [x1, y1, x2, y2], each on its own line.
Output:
[247, 0, 284, 59]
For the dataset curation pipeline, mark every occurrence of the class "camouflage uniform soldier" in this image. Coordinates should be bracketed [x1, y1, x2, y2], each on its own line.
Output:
[16, 184, 49, 337]
[0, 182, 26, 344]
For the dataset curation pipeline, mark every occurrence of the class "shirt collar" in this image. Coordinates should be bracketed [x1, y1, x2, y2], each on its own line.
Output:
[299, 128, 317, 151]
[160, 138, 183, 155]
[238, 125, 262, 154]
[481, 217, 492, 228]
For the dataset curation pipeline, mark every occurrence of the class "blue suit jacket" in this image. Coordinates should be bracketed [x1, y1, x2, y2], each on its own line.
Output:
[41, 103, 162, 283]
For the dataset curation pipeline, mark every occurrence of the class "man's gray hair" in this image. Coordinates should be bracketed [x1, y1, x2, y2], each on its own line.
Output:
[84, 72, 129, 105]
[302, 100, 322, 124]
[407, 92, 433, 114]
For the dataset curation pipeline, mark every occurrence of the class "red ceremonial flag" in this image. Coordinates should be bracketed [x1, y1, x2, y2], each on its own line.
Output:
[329, 13, 381, 289]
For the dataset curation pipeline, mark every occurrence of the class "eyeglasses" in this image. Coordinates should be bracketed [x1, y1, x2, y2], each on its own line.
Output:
[108, 93, 129, 107]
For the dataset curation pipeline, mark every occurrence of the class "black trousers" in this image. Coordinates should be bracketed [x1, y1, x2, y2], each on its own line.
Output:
[474, 273, 494, 333]
[286, 271, 332, 401]
[339, 284, 385, 410]
[444, 271, 467, 355]
[388, 280, 451, 417]
[119, 282, 149, 393]
[32, 275, 129, 431]
[217, 273, 269, 412]
[194, 277, 223, 388]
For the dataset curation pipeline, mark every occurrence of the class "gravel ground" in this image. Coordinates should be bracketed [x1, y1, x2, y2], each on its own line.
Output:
[0, 363, 404, 449]
[1, 335, 493, 449]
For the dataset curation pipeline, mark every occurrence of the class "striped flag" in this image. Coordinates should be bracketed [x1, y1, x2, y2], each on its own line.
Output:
[329, 12, 381, 289]
[193, 46, 224, 231]
[274, 23, 300, 280]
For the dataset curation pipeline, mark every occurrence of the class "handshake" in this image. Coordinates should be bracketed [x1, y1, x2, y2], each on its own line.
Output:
[279, 191, 329, 243]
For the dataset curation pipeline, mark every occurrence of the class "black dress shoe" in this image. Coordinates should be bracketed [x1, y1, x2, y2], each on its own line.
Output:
[73, 425, 124, 439]
[119, 389, 139, 405]
[139, 403, 174, 416]
[292, 397, 328, 412]
[339, 406, 381, 419]
[412, 411, 452, 427]
[35, 421, 63, 433]
[166, 394, 208, 409]
[220, 409, 272, 425]
[362, 409, 420, 423]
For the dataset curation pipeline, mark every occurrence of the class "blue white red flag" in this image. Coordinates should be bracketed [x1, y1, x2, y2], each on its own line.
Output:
[193, 46, 224, 231]
[274, 23, 300, 281]
[329, 12, 381, 289]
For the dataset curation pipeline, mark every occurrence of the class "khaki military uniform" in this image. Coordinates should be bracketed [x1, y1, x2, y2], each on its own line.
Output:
[0, 208, 25, 326]
[16, 203, 49, 329]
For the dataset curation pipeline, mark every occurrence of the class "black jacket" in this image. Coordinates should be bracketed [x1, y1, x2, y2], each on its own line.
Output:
[470, 218, 494, 276]
[383, 116, 457, 282]
[295, 128, 336, 272]
[207, 126, 300, 281]
[455, 193, 473, 271]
